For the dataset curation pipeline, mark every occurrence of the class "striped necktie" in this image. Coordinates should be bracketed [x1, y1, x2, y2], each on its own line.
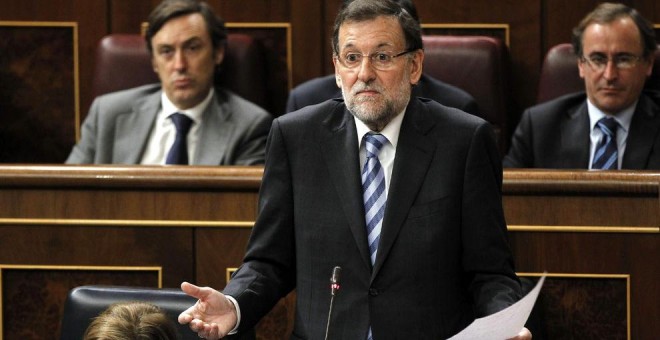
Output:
[362, 133, 388, 266]
[362, 133, 388, 340]
[592, 117, 619, 170]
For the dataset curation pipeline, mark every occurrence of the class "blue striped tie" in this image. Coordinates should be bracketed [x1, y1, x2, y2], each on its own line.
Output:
[362, 133, 388, 265]
[362, 133, 387, 340]
[592, 117, 619, 170]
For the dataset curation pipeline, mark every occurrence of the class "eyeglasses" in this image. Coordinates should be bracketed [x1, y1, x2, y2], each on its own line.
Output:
[335, 49, 416, 70]
[580, 53, 644, 71]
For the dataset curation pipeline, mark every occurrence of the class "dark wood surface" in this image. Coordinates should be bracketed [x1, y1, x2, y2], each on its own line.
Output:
[0, 166, 658, 339]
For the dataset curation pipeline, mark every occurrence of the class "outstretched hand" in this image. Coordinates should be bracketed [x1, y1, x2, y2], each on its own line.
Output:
[178, 282, 238, 339]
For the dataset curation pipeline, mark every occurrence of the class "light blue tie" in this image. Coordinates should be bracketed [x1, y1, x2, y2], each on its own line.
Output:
[592, 117, 619, 170]
[362, 133, 387, 340]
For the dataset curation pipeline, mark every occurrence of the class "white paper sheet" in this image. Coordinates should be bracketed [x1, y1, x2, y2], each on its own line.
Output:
[447, 274, 546, 340]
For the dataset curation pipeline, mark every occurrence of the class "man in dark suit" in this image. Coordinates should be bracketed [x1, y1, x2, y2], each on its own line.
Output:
[504, 3, 660, 169]
[66, 0, 272, 165]
[178, 1, 530, 339]
[285, 0, 479, 117]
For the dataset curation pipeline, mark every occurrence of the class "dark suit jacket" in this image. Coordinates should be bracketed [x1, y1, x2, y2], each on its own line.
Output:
[66, 84, 272, 165]
[504, 91, 660, 169]
[224, 98, 521, 339]
[285, 74, 480, 116]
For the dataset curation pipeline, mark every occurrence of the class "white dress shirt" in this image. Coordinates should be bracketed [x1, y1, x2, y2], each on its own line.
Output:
[355, 109, 406, 196]
[587, 99, 636, 170]
[140, 89, 214, 164]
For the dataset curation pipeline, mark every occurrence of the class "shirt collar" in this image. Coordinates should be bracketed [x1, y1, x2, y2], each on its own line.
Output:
[354, 108, 406, 148]
[161, 88, 214, 123]
[586, 98, 636, 133]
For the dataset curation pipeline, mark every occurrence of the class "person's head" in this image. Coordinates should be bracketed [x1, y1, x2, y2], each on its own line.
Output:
[572, 2, 656, 115]
[332, 0, 424, 131]
[145, 0, 227, 109]
[342, 0, 420, 24]
[83, 301, 178, 340]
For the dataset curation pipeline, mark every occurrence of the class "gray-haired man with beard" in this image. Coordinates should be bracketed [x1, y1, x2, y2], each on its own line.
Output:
[178, 0, 530, 339]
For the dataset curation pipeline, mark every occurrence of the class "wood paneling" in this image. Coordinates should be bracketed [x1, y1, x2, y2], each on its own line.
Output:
[0, 166, 658, 339]
[504, 170, 659, 340]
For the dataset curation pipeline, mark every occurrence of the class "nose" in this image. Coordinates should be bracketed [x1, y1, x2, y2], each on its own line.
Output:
[356, 57, 376, 83]
[173, 49, 187, 71]
[602, 59, 619, 81]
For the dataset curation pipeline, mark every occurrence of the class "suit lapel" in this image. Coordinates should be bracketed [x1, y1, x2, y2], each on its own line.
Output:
[319, 104, 373, 271]
[560, 102, 590, 168]
[114, 91, 160, 163]
[372, 99, 436, 278]
[196, 91, 232, 165]
[623, 93, 660, 168]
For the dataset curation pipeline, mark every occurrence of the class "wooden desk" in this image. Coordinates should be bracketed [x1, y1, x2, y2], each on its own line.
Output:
[0, 166, 657, 339]
[504, 170, 658, 340]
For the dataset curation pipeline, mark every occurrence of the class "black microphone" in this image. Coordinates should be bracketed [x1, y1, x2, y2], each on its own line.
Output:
[324, 266, 342, 340]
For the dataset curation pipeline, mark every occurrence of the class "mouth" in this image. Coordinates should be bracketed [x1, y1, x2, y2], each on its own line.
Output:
[173, 78, 192, 88]
[598, 87, 623, 95]
[355, 88, 380, 96]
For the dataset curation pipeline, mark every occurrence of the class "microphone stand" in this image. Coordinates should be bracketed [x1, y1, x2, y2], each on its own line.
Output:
[324, 266, 342, 340]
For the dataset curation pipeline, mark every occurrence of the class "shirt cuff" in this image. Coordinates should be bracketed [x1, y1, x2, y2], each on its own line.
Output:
[225, 295, 241, 335]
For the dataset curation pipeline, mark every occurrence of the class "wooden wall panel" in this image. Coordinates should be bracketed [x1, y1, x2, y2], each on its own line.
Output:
[0, 0, 109, 163]
[0, 0, 659, 162]
[0, 167, 658, 339]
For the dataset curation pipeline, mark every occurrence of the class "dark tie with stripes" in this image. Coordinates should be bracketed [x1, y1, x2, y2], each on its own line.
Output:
[591, 117, 619, 170]
[166, 113, 193, 165]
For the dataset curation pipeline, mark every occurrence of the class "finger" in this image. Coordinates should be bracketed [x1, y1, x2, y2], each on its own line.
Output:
[181, 281, 215, 301]
[178, 308, 194, 324]
[189, 318, 207, 333]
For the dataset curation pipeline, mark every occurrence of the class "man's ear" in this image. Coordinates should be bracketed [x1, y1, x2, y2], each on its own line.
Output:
[578, 59, 586, 79]
[333, 57, 342, 89]
[409, 49, 424, 85]
[214, 45, 225, 65]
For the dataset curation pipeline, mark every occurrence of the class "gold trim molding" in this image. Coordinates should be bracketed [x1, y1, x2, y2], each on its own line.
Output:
[0, 264, 161, 340]
[508, 225, 659, 233]
[226, 267, 238, 283]
[2, 219, 657, 233]
[0, 218, 254, 228]
[422, 23, 510, 46]
[0, 21, 80, 141]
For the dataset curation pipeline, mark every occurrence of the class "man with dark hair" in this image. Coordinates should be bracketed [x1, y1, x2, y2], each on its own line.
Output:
[284, 0, 479, 116]
[179, 0, 530, 339]
[66, 0, 272, 165]
[504, 2, 660, 169]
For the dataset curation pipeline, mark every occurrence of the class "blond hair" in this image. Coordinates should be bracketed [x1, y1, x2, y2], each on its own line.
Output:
[83, 301, 178, 340]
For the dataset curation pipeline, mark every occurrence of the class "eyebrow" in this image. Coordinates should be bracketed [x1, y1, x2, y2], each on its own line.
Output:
[341, 42, 397, 51]
[155, 36, 204, 49]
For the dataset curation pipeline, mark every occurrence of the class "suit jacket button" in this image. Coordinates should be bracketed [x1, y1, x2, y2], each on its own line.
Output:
[369, 288, 379, 296]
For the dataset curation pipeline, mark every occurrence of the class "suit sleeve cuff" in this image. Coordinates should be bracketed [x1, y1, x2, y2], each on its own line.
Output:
[225, 295, 241, 335]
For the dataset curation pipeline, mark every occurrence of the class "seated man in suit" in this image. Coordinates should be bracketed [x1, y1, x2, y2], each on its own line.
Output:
[66, 0, 272, 165]
[177, 0, 530, 339]
[504, 3, 660, 169]
[285, 0, 479, 117]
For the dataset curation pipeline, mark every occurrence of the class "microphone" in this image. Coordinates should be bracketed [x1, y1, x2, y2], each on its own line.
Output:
[324, 266, 342, 340]
[330, 266, 342, 296]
